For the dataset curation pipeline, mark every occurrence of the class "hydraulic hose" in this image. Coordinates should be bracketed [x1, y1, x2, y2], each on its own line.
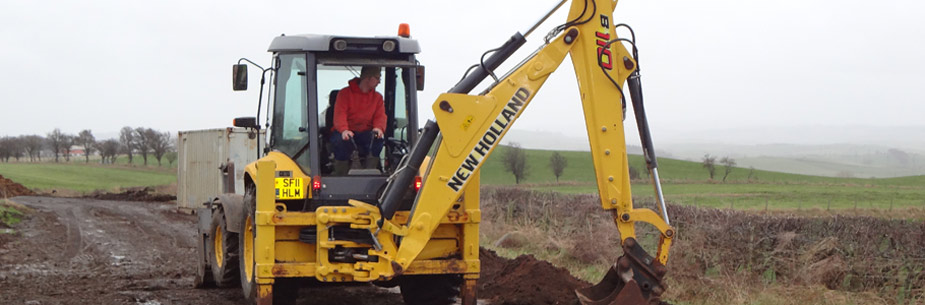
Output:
[377, 32, 527, 222]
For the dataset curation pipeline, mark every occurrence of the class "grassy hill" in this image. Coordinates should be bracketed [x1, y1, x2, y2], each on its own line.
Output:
[480, 146, 925, 211]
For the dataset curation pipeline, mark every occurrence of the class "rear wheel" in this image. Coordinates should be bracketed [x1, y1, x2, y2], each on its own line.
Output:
[399, 274, 461, 305]
[208, 209, 239, 287]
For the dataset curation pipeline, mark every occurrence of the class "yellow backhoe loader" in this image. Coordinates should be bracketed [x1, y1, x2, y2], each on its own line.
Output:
[193, 0, 674, 304]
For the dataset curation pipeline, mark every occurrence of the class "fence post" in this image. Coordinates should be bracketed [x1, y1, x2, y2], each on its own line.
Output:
[827, 199, 831, 211]
[854, 199, 858, 211]
[765, 197, 769, 212]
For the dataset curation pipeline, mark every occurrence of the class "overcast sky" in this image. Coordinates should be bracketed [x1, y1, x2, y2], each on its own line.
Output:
[2, 0, 923, 147]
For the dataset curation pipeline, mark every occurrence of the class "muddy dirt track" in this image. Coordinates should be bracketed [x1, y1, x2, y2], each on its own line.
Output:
[0, 196, 585, 305]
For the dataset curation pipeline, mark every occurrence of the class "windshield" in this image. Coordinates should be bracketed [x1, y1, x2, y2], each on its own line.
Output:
[317, 65, 411, 144]
[267, 55, 417, 176]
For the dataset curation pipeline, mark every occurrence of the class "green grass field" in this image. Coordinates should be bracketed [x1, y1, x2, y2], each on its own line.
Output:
[3, 146, 924, 211]
[0, 162, 175, 193]
[480, 146, 925, 211]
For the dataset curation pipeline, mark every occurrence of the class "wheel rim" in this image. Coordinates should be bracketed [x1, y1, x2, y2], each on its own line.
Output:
[243, 216, 255, 281]
[214, 225, 224, 267]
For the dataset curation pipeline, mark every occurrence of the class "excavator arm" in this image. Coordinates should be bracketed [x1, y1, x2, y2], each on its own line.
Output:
[376, 0, 675, 304]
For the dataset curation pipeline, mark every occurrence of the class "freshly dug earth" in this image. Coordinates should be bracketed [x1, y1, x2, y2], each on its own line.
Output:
[0, 174, 35, 198]
[0, 195, 592, 305]
[479, 248, 587, 305]
[85, 186, 176, 202]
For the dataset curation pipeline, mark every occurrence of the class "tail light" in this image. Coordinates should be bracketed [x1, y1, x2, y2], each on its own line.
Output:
[414, 176, 422, 191]
[312, 175, 322, 191]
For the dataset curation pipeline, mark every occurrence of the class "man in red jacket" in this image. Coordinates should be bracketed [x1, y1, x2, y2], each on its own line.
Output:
[330, 66, 386, 175]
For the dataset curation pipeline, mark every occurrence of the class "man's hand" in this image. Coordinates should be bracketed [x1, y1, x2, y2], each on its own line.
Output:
[341, 130, 354, 140]
[372, 128, 384, 139]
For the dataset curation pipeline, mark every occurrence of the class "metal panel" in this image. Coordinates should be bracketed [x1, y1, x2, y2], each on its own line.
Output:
[177, 128, 264, 210]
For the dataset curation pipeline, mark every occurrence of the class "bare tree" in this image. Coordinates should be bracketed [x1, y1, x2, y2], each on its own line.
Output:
[720, 156, 736, 183]
[548, 152, 567, 183]
[10, 137, 24, 161]
[61, 134, 75, 162]
[47, 128, 67, 162]
[0, 137, 12, 162]
[22, 135, 44, 162]
[628, 165, 640, 180]
[150, 130, 173, 166]
[165, 151, 178, 166]
[120, 126, 135, 164]
[76, 129, 96, 163]
[702, 154, 716, 180]
[134, 127, 153, 165]
[97, 139, 121, 164]
[747, 166, 757, 181]
[502, 142, 528, 184]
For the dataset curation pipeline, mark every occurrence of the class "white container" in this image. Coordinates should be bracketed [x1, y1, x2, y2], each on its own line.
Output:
[176, 128, 264, 212]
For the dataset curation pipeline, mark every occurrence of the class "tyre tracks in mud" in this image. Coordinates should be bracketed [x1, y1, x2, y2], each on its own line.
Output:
[0, 196, 243, 305]
[0, 197, 409, 305]
[1, 196, 570, 305]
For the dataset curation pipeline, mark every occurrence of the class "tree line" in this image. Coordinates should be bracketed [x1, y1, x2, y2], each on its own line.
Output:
[501, 144, 745, 184]
[0, 127, 176, 166]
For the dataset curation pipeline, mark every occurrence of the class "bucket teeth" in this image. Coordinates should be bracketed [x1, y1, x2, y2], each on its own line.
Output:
[575, 238, 666, 305]
[575, 264, 648, 305]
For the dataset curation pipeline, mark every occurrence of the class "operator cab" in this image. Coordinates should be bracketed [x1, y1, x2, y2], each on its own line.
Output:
[233, 28, 423, 207]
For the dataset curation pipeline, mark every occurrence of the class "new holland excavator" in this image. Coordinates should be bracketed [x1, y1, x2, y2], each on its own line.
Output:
[193, 0, 675, 304]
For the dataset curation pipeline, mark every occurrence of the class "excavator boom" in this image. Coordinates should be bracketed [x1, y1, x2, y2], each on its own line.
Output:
[374, 0, 676, 304]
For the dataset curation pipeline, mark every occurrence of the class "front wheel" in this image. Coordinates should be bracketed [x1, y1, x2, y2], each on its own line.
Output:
[239, 188, 259, 302]
[238, 186, 300, 305]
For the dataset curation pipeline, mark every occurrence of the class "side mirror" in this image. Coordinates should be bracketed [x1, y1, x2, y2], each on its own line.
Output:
[233, 117, 258, 129]
[233, 64, 248, 91]
[416, 66, 425, 91]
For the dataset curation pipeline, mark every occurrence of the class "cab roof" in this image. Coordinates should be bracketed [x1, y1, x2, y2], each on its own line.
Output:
[267, 34, 421, 54]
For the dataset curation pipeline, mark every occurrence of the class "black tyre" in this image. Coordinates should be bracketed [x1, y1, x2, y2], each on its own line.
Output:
[399, 274, 461, 305]
[240, 187, 259, 302]
[208, 209, 239, 287]
[193, 231, 215, 288]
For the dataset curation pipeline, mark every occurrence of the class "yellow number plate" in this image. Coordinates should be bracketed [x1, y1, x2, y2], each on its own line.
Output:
[274, 177, 305, 200]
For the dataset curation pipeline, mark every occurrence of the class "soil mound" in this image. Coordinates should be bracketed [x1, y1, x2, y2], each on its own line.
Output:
[0, 175, 35, 198]
[85, 187, 176, 202]
[479, 247, 588, 305]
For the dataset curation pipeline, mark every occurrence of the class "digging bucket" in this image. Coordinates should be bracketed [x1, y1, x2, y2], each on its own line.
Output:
[575, 238, 667, 305]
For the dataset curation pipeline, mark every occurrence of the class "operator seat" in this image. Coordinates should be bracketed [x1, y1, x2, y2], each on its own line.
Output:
[320, 90, 340, 174]
[324, 90, 339, 136]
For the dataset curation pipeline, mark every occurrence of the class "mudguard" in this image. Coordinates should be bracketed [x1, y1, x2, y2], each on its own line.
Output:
[197, 207, 213, 235]
[215, 193, 246, 233]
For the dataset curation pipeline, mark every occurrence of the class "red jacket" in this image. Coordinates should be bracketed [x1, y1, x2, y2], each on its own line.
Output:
[333, 78, 386, 134]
